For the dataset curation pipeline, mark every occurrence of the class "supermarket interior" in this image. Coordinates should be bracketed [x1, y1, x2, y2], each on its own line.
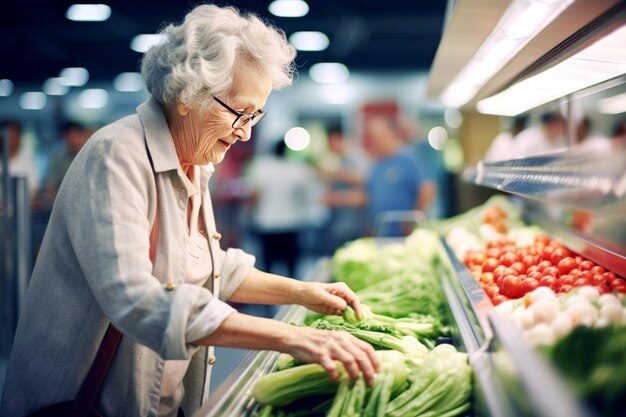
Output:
[1, 1, 626, 416]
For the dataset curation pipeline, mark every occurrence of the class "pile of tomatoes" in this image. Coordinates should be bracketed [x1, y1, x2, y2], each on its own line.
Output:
[463, 234, 626, 305]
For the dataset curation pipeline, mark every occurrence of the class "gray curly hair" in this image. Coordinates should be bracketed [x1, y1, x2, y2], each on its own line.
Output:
[141, 4, 296, 112]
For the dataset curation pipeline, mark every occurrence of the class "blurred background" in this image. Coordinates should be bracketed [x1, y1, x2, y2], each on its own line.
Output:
[2, 0, 625, 397]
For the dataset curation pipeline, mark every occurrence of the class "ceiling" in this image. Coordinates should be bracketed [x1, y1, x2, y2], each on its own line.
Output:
[1, 0, 448, 87]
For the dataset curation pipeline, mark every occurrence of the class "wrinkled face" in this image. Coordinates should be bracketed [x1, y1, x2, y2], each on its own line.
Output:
[182, 64, 272, 165]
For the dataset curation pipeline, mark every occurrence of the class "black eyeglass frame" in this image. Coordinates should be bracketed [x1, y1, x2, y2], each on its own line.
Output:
[213, 96, 266, 129]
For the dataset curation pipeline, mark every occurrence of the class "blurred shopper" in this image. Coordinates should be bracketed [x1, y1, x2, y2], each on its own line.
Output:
[399, 115, 449, 218]
[1, 6, 377, 417]
[484, 115, 528, 162]
[513, 111, 567, 157]
[326, 116, 432, 236]
[574, 117, 611, 151]
[246, 140, 317, 276]
[0, 120, 40, 199]
[44, 121, 89, 202]
[321, 124, 369, 250]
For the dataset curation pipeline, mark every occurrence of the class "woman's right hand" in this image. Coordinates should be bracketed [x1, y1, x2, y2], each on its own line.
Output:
[284, 326, 379, 386]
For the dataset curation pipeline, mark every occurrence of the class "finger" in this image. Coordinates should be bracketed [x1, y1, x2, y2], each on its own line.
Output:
[328, 283, 363, 318]
[343, 337, 377, 386]
[331, 341, 360, 382]
[319, 356, 339, 382]
[318, 290, 347, 312]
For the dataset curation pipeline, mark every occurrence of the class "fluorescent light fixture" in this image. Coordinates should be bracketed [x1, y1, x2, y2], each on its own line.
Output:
[289, 31, 329, 51]
[113, 72, 144, 92]
[59, 67, 89, 87]
[66, 4, 111, 22]
[78, 88, 109, 109]
[43, 78, 70, 96]
[427, 126, 448, 150]
[309, 63, 350, 84]
[284, 127, 311, 151]
[598, 92, 626, 115]
[441, 0, 573, 108]
[131, 34, 166, 53]
[320, 84, 353, 104]
[268, 0, 309, 18]
[0, 79, 13, 97]
[477, 24, 626, 116]
[19, 92, 47, 110]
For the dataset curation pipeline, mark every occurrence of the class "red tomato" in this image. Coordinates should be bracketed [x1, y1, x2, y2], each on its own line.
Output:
[581, 271, 594, 281]
[579, 260, 594, 271]
[541, 246, 555, 261]
[560, 284, 573, 294]
[510, 262, 525, 274]
[574, 278, 590, 287]
[501, 275, 523, 299]
[520, 278, 539, 294]
[575, 256, 584, 264]
[522, 255, 537, 268]
[486, 247, 502, 259]
[526, 265, 539, 274]
[557, 257, 576, 275]
[610, 279, 626, 290]
[501, 245, 516, 254]
[543, 266, 561, 278]
[493, 265, 508, 280]
[539, 275, 556, 289]
[484, 284, 499, 298]
[499, 253, 517, 267]
[482, 258, 500, 273]
[591, 265, 606, 275]
[591, 274, 606, 286]
[569, 268, 582, 277]
[535, 235, 551, 245]
[537, 260, 553, 273]
[480, 272, 494, 285]
[596, 284, 611, 295]
[491, 295, 509, 306]
[615, 286, 626, 294]
[559, 274, 575, 287]
[528, 271, 543, 280]
[604, 272, 617, 283]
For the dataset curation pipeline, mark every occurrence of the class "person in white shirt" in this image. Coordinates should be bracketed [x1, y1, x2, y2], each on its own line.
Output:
[513, 112, 568, 158]
[484, 116, 528, 162]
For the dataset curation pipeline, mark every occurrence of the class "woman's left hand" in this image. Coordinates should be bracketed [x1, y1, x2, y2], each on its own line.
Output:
[296, 282, 363, 318]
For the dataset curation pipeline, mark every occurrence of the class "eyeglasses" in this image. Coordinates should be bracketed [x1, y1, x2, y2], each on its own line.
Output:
[213, 96, 266, 129]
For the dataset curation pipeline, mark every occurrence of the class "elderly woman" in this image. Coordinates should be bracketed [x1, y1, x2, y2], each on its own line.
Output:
[0, 5, 377, 417]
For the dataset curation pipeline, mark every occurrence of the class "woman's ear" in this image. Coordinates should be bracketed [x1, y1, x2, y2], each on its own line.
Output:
[176, 100, 190, 117]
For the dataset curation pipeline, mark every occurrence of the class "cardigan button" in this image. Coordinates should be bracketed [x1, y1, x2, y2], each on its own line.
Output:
[214, 272, 221, 279]
[213, 232, 222, 241]
[165, 282, 176, 291]
[208, 355, 216, 365]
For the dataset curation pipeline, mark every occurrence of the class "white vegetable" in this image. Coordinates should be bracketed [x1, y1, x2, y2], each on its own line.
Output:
[578, 286, 600, 302]
[566, 301, 598, 326]
[531, 300, 559, 324]
[565, 295, 583, 308]
[594, 317, 610, 328]
[530, 287, 558, 303]
[550, 315, 573, 339]
[598, 293, 621, 306]
[600, 303, 624, 325]
[526, 323, 554, 346]
[478, 223, 500, 242]
[520, 309, 536, 330]
[495, 301, 514, 317]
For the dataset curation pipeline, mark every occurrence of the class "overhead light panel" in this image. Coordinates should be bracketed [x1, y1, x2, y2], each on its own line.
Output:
[320, 84, 353, 104]
[113, 72, 144, 92]
[477, 24, 626, 116]
[43, 78, 70, 96]
[598, 92, 626, 115]
[0, 79, 13, 97]
[131, 34, 166, 53]
[59, 67, 89, 87]
[19, 92, 47, 110]
[441, 0, 573, 108]
[66, 4, 111, 22]
[289, 31, 329, 51]
[309, 63, 349, 84]
[78, 88, 109, 109]
[268, 0, 309, 18]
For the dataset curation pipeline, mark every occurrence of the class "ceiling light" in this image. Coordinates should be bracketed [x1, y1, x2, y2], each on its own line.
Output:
[428, 126, 448, 151]
[477, 24, 626, 116]
[66, 4, 111, 22]
[43, 78, 70, 96]
[0, 79, 13, 97]
[113, 72, 144, 92]
[78, 89, 109, 109]
[268, 0, 309, 18]
[59, 67, 89, 87]
[598, 92, 626, 114]
[289, 31, 329, 51]
[444, 108, 463, 129]
[320, 84, 353, 104]
[19, 92, 47, 110]
[284, 127, 311, 151]
[131, 34, 166, 53]
[309, 63, 350, 84]
[441, 0, 573, 108]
